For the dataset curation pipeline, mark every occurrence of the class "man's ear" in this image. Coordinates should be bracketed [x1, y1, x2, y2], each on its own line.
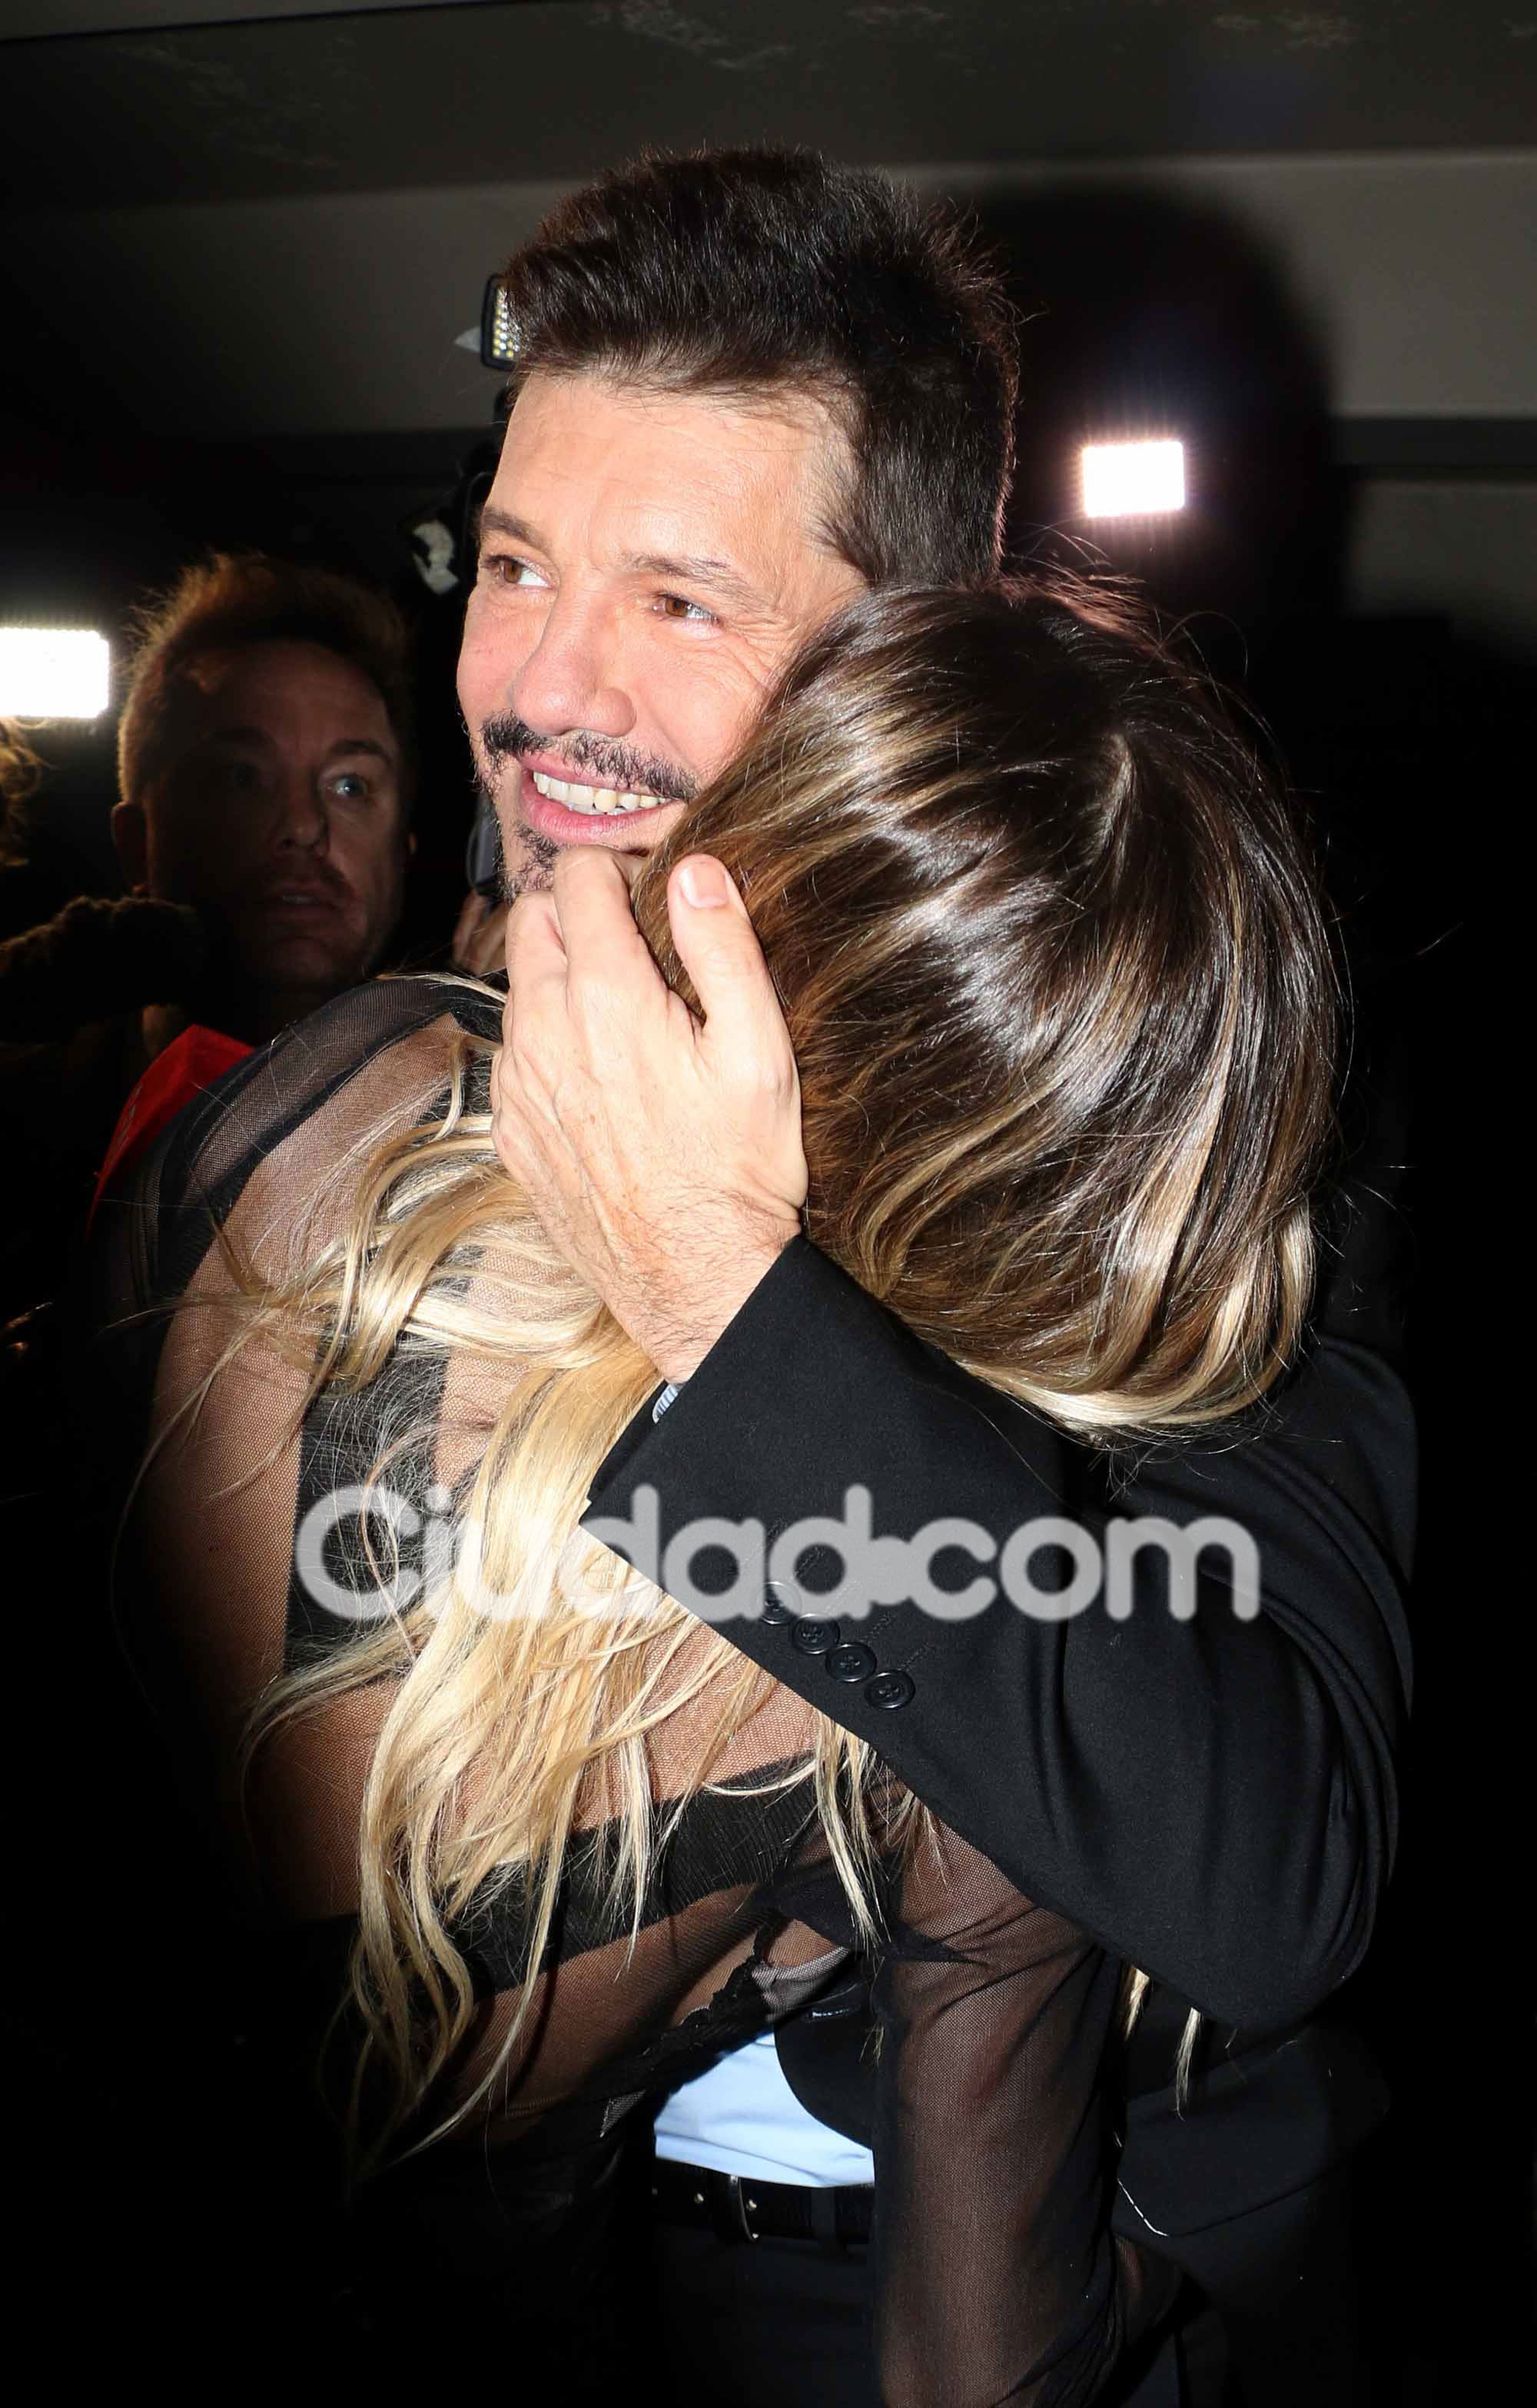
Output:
[111, 798, 148, 893]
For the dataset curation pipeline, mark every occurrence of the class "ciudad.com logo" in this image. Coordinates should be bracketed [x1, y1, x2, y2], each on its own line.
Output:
[294, 1480, 1260, 1628]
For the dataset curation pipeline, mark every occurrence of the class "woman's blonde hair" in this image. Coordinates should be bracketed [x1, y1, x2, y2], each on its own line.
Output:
[201, 580, 1336, 2164]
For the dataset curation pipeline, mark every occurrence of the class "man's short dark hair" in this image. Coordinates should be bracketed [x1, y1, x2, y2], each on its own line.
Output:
[499, 148, 1018, 590]
[118, 552, 417, 815]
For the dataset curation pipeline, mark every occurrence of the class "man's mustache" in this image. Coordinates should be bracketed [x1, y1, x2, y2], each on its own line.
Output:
[477, 715, 699, 806]
[251, 859, 356, 909]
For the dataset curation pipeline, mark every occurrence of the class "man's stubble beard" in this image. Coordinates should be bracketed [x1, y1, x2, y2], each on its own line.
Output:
[465, 753, 555, 902]
[503, 828, 559, 902]
[475, 710, 699, 902]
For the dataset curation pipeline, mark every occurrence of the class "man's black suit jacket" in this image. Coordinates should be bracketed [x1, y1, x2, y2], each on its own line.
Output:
[583, 1063, 1415, 2256]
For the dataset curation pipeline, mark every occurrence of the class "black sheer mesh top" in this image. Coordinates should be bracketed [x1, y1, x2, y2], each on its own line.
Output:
[91, 974, 1170, 2406]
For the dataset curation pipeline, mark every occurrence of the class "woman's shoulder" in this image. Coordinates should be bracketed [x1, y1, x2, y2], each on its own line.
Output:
[188, 971, 501, 1191]
[101, 973, 503, 1316]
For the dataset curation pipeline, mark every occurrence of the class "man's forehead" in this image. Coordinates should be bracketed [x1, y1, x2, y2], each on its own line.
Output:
[492, 372, 849, 563]
[182, 640, 391, 731]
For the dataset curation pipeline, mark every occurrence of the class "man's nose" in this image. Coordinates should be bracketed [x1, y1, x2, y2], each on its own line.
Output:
[510, 589, 633, 742]
[272, 770, 330, 852]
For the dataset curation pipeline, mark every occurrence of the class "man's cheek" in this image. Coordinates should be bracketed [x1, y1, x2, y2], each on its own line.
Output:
[158, 841, 239, 911]
[668, 662, 772, 786]
[369, 855, 410, 946]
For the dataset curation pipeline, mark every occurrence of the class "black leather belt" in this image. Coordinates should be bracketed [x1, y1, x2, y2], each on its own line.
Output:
[650, 2160, 872, 2247]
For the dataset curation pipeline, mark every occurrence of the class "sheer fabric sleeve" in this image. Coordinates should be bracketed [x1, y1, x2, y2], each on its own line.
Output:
[89, 975, 491, 1925]
[87, 975, 842, 2142]
[870, 1821, 1179, 2408]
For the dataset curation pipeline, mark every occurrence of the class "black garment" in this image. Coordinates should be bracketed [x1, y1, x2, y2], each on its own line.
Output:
[648, 2215, 1230, 2408]
[763, 1974, 1386, 2402]
[653, 2216, 882, 2408]
[90, 973, 1176, 2406]
[583, 1149, 1415, 2033]
[576, 1039, 1413, 2390]
[0, 893, 205, 1332]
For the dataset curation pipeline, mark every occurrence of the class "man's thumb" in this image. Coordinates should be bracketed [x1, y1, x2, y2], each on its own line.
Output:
[675, 855, 737, 913]
[666, 853, 781, 1048]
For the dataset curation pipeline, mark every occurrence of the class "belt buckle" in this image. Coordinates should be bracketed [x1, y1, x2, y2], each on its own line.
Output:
[706, 2170, 759, 2244]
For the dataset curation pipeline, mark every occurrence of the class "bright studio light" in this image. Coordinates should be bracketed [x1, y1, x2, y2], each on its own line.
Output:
[1081, 440, 1186, 519]
[0, 626, 111, 718]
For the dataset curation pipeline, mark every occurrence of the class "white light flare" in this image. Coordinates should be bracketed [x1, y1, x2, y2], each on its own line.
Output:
[1081, 440, 1186, 520]
[0, 627, 111, 719]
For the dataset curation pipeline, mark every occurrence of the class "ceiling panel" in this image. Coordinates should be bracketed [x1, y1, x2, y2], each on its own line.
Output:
[0, 0, 500, 38]
[2, 2, 1533, 210]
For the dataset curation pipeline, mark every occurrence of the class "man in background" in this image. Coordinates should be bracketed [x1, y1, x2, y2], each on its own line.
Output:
[2, 552, 417, 1331]
[111, 550, 417, 1058]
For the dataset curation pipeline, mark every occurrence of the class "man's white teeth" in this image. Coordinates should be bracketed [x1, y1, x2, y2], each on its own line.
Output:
[529, 769, 659, 816]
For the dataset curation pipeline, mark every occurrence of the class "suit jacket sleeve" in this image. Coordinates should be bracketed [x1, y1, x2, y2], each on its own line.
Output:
[581, 1097, 1414, 2032]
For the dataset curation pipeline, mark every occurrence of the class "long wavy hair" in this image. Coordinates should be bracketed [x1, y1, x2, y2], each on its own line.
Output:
[196, 579, 1337, 2165]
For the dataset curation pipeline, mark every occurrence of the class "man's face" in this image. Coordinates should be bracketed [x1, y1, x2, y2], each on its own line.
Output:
[118, 639, 410, 1031]
[456, 371, 866, 896]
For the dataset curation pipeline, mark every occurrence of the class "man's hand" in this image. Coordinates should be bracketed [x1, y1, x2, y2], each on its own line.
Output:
[490, 849, 808, 1381]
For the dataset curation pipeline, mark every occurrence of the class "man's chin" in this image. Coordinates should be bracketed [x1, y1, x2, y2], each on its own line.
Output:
[263, 934, 358, 971]
[231, 939, 370, 1008]
[500, 824, 559, 902]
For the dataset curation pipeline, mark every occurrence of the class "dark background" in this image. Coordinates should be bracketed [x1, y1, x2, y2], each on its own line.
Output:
[1, 3, 1529, 2393]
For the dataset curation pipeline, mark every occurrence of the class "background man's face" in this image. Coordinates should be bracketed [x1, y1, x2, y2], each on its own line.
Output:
[118, 638, 410, 1025]
[456, 370, 865, 896]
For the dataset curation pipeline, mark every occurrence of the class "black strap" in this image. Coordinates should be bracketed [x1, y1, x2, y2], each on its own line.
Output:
[650, 2160, 871, 2248]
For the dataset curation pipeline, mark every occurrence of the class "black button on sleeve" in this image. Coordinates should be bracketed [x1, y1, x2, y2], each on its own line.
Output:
[825, 1642, 877, 1684]
[791, 1617, 840, 1655]
[864, 1669, 915, 1710]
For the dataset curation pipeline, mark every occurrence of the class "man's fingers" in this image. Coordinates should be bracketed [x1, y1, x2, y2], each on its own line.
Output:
[553, 846, 669, 1026]
[505, 887, 567, 1025]
[666, 854, 793, 1076]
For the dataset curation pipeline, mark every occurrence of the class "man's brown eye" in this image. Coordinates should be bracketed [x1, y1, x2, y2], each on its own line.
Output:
[486, 555, 543, 589]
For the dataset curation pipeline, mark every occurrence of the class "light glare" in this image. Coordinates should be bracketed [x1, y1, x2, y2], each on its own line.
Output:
[1081, 440, 1186, 519]
[0, 627, 111, 719]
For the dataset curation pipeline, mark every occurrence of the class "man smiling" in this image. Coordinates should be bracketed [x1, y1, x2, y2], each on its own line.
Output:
[466, 151, 1409, 2405]
[460, 377, 866, 895]
[108, 153, 1411, 2403]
